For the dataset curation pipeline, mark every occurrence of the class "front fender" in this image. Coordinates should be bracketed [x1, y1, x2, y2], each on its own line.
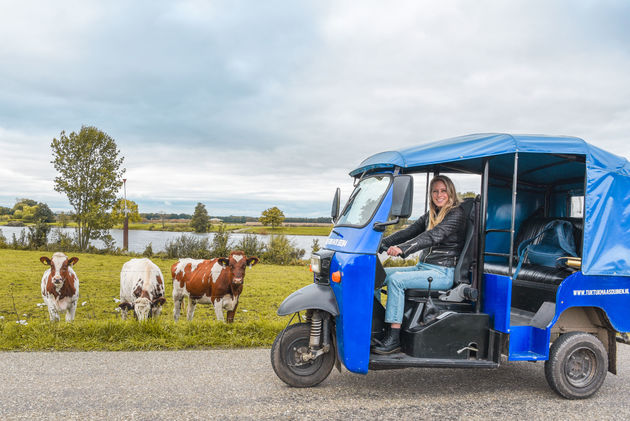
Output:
[277, 283, 339, 316]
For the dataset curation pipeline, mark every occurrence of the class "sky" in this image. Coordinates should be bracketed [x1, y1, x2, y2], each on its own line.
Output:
[1, 1, 629, 217]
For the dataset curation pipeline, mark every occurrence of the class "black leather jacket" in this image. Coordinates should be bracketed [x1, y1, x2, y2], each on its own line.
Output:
[381, 205, 466, 267]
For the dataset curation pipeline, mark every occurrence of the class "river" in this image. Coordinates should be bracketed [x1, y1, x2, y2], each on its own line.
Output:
[0, 226, 329, 258]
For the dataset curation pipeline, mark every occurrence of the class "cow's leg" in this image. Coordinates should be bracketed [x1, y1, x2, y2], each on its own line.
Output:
[187, 297, 197, 321]
[66, 301, 77, 322]
[48, 305, 60, 322]
[213, 297, 225, 322]
[224, 295, 239, 324]
[173, 295, 182, 321]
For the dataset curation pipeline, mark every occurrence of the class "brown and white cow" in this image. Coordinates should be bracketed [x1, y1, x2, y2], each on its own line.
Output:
[40, 252, 79, 322]
[119, 258, 166, 321]
[171, 250, 259, 322]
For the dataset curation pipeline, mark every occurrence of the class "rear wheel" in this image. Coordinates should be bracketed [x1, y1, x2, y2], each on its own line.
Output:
[271, 323, 335, 387]
[545, 332, 608, 399]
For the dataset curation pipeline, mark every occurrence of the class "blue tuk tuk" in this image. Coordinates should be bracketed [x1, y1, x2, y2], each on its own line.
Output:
[270, 133, 630, 399]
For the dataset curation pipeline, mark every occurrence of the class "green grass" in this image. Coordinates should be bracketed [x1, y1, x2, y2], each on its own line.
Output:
[0, 249, 312, 350]
[237, 225, 332, 236]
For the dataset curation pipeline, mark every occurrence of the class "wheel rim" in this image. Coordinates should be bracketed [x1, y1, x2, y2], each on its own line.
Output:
[564, 346, 598, 388]
[283, 335, 323, 376]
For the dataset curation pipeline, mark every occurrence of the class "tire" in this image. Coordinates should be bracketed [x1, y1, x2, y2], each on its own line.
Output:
[544, 332, 608, 399]
[270, 323, 335, 387]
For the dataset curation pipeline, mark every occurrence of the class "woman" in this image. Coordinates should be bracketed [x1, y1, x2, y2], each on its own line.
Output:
[372, 175, 467, 354]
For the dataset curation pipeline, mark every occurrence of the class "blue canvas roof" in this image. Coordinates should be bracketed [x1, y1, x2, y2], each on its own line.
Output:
[350, 133, 630, 177]
[351, 133, 630, 277]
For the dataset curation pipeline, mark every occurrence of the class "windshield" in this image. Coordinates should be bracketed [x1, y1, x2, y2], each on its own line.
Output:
[336, 175, 391, 227]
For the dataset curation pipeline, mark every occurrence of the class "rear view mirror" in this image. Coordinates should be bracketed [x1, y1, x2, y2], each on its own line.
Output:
[391, 175, 413, 218]
[331, 188, 341, 222]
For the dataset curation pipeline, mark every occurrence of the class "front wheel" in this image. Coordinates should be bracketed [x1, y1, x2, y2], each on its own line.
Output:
[271, 323, 335, 387]
[545, 332, 608, 399]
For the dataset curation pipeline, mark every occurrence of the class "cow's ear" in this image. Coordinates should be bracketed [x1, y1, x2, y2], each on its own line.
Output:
[218, 258, 230, 267]
[119, 302, 134, 310]
[247, 257, 259, 268]
[153, 297, 166, 306]
[40, 257, 51, 266]
[68, 257, 79, 266]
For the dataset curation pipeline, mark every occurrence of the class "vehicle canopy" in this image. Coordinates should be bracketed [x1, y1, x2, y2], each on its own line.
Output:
[350, 133, 630, 277]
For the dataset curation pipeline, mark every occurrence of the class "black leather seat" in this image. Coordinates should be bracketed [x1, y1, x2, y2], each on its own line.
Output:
[484, 215, 583, 313]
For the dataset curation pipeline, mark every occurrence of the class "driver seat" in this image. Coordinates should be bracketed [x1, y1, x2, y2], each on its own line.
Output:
[406, 195, 480, 298]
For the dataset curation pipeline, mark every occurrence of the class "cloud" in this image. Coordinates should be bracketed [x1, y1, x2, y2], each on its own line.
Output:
[1, 1, 629, 215]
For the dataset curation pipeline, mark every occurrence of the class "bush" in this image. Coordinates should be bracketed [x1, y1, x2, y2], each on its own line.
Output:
[262, 235, 305, 265]
[164, 234, 211, 259]
[11, 231, 28, 249]
[48, 228, 78, 252]
[27, 222, 51, 249]
[210, 224, 231, 258]
[143, 242, 154, 257]
[0, 230, 6, 248]
[311, 238, 321, 254]
[235, 234, 265, 258]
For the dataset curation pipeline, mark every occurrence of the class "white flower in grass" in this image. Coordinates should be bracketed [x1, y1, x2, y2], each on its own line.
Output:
[242, 309, 248, 312]
[114, 298, 120, 303]
[0, 316, 4, 320]
[37, 303, 47, 307]
[23, 313, 27, 317]
[16, 320, 27, 325]
[115, 307, 121, 312]
[81, 301, 88, 306]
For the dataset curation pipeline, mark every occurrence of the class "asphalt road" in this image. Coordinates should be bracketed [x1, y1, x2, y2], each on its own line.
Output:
[1, 344, 630, 420]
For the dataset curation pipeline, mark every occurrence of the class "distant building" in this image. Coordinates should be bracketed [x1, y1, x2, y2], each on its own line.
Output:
[210, 218, 223, 224]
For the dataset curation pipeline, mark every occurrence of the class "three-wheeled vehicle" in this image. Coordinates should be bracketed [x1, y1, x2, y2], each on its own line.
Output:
[270, 133, 630, 399]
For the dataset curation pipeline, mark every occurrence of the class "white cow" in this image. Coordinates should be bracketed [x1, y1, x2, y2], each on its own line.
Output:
[119, 258, 166, 320]
[40, 252, 80, 322]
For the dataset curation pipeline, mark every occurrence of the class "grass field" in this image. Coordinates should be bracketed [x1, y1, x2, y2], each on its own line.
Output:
[0, 249, 312, 350]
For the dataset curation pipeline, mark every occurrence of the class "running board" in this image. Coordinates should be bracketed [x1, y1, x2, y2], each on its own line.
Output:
[369, 354, 499, 370]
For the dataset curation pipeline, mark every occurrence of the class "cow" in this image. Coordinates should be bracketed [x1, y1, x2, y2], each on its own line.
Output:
[39, 252, 79, 322]
[171, 250, 259, 322]
[118, 258, 166, 321]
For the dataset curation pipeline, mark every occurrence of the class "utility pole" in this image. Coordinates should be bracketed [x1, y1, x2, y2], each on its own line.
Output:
[123, 178, 128, 251]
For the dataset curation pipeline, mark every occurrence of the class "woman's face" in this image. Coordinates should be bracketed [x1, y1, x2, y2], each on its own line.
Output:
[431, 180, 449, 208]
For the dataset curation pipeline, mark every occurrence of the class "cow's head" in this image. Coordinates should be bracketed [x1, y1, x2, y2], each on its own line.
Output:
[218, 250, 259, 285]
[40, 252, 78, 289]
[131, 294, 167, 321]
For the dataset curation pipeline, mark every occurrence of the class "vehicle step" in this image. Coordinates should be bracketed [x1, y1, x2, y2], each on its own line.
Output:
[369, 354, 499, 370]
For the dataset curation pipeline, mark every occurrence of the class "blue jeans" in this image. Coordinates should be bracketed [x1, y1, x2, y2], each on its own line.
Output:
[382, 263, 454, 324]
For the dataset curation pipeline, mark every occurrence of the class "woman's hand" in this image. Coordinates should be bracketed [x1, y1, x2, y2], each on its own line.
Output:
[387, 246, 403, 257]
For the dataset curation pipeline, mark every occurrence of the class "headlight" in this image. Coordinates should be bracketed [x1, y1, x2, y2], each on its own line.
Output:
[311, 255, 321, 274]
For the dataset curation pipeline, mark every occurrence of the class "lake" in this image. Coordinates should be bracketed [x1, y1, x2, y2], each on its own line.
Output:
[0, 226, 329, 258]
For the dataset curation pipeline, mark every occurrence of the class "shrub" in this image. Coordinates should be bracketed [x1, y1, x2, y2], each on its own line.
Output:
[143, 242, 154, 257]
[262, 235, 305, 265]
[311, 238, 321, 254]
[210, 224, 231, 258]
[0, 230, 6, 248]
[27, 222, 51, 249]
[164, 234, 211, 259]
[235, 234, 265, 258]
[48, 228, 78, 252]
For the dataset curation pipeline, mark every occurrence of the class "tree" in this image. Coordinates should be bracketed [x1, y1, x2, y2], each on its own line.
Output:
[190, 202, 210, 233]
[259, 206, 285, 229]
[51, 126, 125, 250]
[32, 203, 55, 223]
[111, 199, 142, 225]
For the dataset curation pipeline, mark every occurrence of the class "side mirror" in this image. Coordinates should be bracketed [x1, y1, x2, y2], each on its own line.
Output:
[391, 175, 413, 218]
[331, 187, 341, 222]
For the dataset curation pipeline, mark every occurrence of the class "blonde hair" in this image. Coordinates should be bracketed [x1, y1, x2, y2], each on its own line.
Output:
[428, 175, 460, 229]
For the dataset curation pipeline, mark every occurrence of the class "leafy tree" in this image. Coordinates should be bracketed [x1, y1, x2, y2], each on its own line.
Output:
[190, 202, 210, 233]
[51, 126, 125, 250]
[12, 198, 37, 213]
[111, 199, 142, 225]
[32, 203, 55, 223]
[210, 223, 232, 258]
[259, 206, 285, 229]
[0, 206, 13, 216]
